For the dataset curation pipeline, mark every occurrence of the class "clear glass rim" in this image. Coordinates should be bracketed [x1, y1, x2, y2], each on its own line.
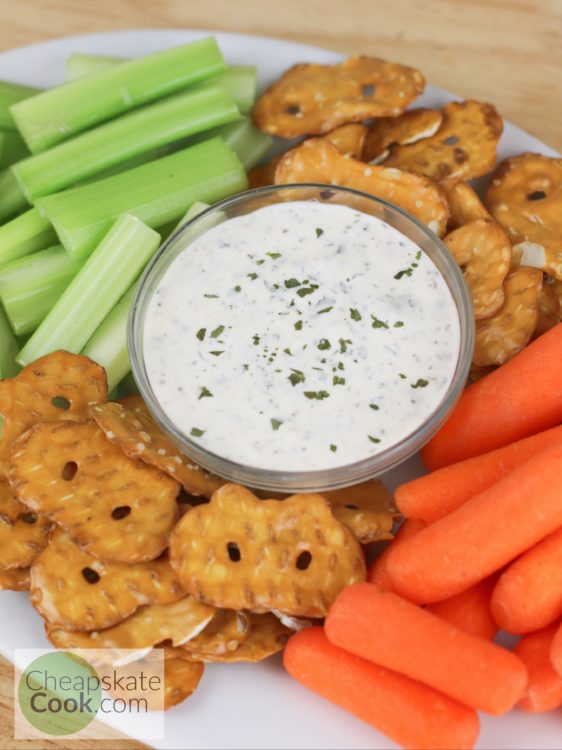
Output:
[129, 184, 474, 493]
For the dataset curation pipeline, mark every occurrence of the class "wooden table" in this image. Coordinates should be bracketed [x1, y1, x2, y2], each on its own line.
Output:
[0, 1, 560, 748]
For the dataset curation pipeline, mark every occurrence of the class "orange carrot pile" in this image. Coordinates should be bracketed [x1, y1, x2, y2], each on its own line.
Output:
[386, 443, 562, 604]
[422, 323, 562, 470]
[396, 425, 562, 523]
[367, 518, 426, 591]
[426, 576, 498, 640]
[326, 584, 526, 715]
[284, 627, 480, 750]
[491, 526, 562, 634]
[515, 623, 562, 713]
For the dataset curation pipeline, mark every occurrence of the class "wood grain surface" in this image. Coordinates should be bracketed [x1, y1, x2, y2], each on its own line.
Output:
[0, 1, 560, 748]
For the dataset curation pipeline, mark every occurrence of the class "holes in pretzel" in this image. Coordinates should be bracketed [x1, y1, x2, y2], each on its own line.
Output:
[442, 135, 459, 145]
[362, 83, 376, 97]
[527, 191, 546, 201]
[18, 512, 37, 524]
[81, 567, 100, 584]
[111, 506, 131, 520]
[61, 461, 78, 481]
[296, 550, 312, 571]
[285, 105, 301, 115]
[344, 503, 359, 510]
[226, 542, 241, 562]
[51, 396, 71, 410]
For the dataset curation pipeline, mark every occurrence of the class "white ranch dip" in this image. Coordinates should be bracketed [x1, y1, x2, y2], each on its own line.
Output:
[143, 201, 460, 472]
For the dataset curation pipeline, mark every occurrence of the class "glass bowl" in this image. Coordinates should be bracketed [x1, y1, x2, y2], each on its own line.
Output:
[129, 184, 474, 493]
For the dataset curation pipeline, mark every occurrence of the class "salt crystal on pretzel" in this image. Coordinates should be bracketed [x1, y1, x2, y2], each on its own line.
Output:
[253, 56, 425, 138]
[444, 218, 512, 319]
[322, 480, 395, 544]
[0, 479, 51, 570]
[485, 153, 562, 280]
[0, 350, 107, 474]
[473, 267, 543, 367]
[10, 420, 179, 563]
[30, 529, 185, 631]
[383, 100, 503, 180]
[182, 612, 291, 663]
[363, 108, 443, 164]
[89, 401, 224, 498]
[170, 483, 365, 618]
[274, 138, 449, 236]
[0, 567, 30, 591]
[440, 179, 491, 230]
[180, 609, 250, 657]
[46, 597, 215, 665]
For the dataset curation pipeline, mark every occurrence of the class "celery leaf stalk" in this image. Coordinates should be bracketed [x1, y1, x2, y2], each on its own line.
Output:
[0, 303, 20, 377]
[0, 208, 57, 266]
[0, 81, 39, 130]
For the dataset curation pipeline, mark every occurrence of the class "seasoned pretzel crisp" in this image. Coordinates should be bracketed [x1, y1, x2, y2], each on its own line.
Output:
[363, 108, 443, 163]
[0, 567, 30, 591]
[10, 420, 179, 564]
[0, 351, 107, 472]
[444, 218, 512, 319]
[473, 267, 543, 367]
[253, 56, 425, 138]
[274, 138, 449, 236]
[182, 609, 251, 657]
[30, 529, 185, 631]
[0, 479, 51, 570]
[170, 484, 366, 618]
[89, 401, 224, 498]
[440, 179, 491, 230]
[485, 153, 562, 280]
[323, 480, 394, 544]
[383, 100, 503, 180]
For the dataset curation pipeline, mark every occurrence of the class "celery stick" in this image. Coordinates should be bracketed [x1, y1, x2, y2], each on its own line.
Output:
[112, 371, 140, 399]
[82, 286, 134, 391]
[0, 303, 20, 377]
[0, 245, 83, 335]
[191, 119, 273, 170]
[13, 85, 239, 200]
[0, 81, 39, 130]
[0, 169, 28, 222]
[65, 53, 124, 81]
[11, 38, 225, 154]
[0, 131, 30, 168]
[17, 215, 160, 366]
[0, 208, 56, 266]
[36, 137, 247, 259]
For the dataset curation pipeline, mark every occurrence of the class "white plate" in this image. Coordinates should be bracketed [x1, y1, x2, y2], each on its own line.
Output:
[0, 29, 559, 750]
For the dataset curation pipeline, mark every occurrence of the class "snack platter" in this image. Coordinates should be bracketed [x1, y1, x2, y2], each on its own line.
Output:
[0, 28, 561, 750]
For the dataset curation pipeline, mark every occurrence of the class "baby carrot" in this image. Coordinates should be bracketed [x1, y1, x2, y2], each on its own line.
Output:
[421, 323, 562, 470]
[491, 526, 562, 634]
[367, 519, 426, 591]
[396, 425, 562, 523]
[515, 623, 562, 713]
[386, 443, 562, 604]
[326, 585, 527, 715]
[284, 627, 480, 750]
[426, 576, 498, 640]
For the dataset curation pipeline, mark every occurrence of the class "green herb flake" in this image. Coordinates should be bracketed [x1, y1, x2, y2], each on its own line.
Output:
[297, 284, 319, 298]
[252, 334, 260, 345]
[339, 338, 352, 353]
[317, 306, 333, 314]
[317, 338, 331, 351]
[330, 444, 337, 453]
[256, 259, 265, 265]
[247, 272, 258, 280]
[411, 378, 429, 389]
[284, 278, 301, 288]
[294, 320, 303, 331]
[399, 373, 407, 379]
[369, 403, 380, 411]
[333, 376, 346, 386]
[198, 387, 213, 399]
[267, 252, 281, 259]
[196, 328, 206, 341]
[204, 293, 218, 299]
[273, 283, 280, 290]
[415, 250, 422, 260]
[304, 390, 330, 400]
[315, 227, 324, 238]
[394, 268, 413, 280]
[371, 315, 389, 329]
[393, 321, 405, 328]
[338, 361, 345, 370]
[288, 369, 305, 386]
[283, 347, 293, 356]
[271, 418, 283, 431]
[243, 364, 249, 371]
[210, 325, 224, 339]
[234, 285, 241, 292]
[210, 350, 224, 357]
[368, 435, 381, 444]
[190, 427, 205, 437]
[350, 308, 362, 321]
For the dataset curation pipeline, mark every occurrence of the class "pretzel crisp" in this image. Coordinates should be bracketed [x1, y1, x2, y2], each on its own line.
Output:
[0, 567, 30, 591]
[46, 597, 215, 665]
[182, 612, 291, 663]
[0, 351, 107, 474]
[0, 479, 51, 570]
[473, 267, 543, 367]
[534, 275, 562, 337]
[10, 420, 179, 563]
[485, 153, 562, 280]
[275, 138, 449, 236]
[89, 401, 224, 498]
[170, 484, 365, 618]
[182, 609, 251, 657]
[30, 529, 185, 631]
[383, 100, 503, 180]
[322, 480, 394, 544]
[253, 56, 425, 138]
[440, 179, 490, 231]
[363, 108, 443, 163]
[444, 218, 512, 319]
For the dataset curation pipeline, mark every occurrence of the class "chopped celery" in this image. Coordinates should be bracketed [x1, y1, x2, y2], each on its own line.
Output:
[191, 118, 273, 170]
[0, 130, 30, 168]
[65, 53, 124, 81]
[172, 201, 211, 234]
[13, 84, 239, 200]
[17, 215, 160, 366]
[0, 81, 39, 130]
[0, 169, 28, 222]
[0, 303, 20, 377]
[112, 371, 140, 400]
[11, 37, 225, 154]
[0, 245, 83, 335]
[0, 208, 57, 266]
[82, 286, 134, 391]
[36, 137, 247, 259]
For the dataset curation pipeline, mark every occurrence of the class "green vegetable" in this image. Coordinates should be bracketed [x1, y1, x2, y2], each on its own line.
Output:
[210, 325, 224, 339]
[304, 390, 330, 400]
[0, 169, 27, 223]
[350, 308, 362, 321]
[191, 427, 205, 437]
[0, 80, 39, 130]
[0, 245, 83, 335]
[17, 214, 160, 366]
[0, 131, 30, 169]
[82, 286, 135, 391]
[36, 137, 247, 259]
[11, 38, 226, 154]
[270, 418, 282, 431]
[199, 386, 213, 399]
[172, 201, 211, 235]
[0, 303, 20, 377]
[0, 208, 57, 267]
[13, 85, 240, 201]
[65, 52, 124, 80]
[194, 118, 273, 171]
